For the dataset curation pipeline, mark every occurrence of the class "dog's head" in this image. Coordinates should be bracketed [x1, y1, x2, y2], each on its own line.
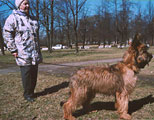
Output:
[123, 33, 153, 70]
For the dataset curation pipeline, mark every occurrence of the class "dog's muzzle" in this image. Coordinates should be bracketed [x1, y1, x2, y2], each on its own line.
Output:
[138, 52, 153, 68]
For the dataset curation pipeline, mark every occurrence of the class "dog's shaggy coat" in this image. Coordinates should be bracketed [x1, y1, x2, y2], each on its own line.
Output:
[63, 33, 153, 120]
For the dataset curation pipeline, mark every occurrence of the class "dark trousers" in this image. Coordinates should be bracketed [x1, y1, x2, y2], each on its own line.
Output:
[20, 65, 38, 97]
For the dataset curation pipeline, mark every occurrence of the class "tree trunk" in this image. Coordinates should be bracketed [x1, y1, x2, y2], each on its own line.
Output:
[36, 0, 40, 47]
[0, 23, 5, 55]
[50, 0, 54, 53]
[75, 0, 79, 53]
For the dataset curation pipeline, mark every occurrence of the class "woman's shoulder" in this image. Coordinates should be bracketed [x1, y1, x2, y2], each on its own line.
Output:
[6, 10, 20, 21]
[5, 11, 17, 24]
[7, 10, 16, 18]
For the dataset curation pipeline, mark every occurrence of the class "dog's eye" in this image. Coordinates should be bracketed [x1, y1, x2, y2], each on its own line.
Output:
[138, 57, 143, 61]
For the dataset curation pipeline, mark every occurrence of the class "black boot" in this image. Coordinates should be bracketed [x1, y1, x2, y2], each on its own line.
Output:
[24, 96, 35, 102]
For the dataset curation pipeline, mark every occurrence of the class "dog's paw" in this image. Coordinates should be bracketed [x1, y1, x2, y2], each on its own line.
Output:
[64, 115, 76, 120]
[120, 113, 131, 120]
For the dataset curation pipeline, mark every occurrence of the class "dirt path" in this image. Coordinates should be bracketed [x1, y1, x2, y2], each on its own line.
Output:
[0, 58, 122, 75]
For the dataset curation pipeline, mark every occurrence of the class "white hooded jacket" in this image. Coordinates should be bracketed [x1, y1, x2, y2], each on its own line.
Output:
[3, 10, 42, 66]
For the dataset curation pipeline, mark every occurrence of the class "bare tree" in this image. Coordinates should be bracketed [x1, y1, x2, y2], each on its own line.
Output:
[43, 0, 50, 49]
[55, 0, 72, 48]
[113, 0, 119, 44]
[39, 0, 51, 50]
[67, 0, 87, 53]
[0, 22, 5, 55]
[35, 0, 41, 48]
[95, 6, 102, 46]
[117, 0, 132, 45]
[131, 3, 145, 34]
[96, 0, 112, 46]
[49, 0, 54, 53]
[56, 13, 65, 48]
[147, 0, 154, 45]
[64, 1, 72, 48]
[78, 6, 89, 49]
[59, 0, 72, 48]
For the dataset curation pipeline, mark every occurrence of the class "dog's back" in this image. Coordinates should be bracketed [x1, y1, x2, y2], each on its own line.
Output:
[70, 63, 125, 95]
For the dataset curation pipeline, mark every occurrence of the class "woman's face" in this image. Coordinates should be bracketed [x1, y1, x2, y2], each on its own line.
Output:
[19, 0, 29, 14]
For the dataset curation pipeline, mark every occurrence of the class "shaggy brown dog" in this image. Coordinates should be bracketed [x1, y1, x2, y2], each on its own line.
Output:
[63, 33, 153, 120]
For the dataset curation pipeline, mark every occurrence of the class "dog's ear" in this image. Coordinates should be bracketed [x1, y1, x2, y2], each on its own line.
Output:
[131, 33, 142, 49]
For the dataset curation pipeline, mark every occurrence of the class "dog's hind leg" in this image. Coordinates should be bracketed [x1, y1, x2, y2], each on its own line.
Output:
[82, 91, 95, 113]
[116, 91, 131, 120]
[63, 87, 77, 120]
[63, 86, 88, 120]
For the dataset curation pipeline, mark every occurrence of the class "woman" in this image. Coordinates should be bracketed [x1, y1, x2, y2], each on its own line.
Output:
[3, 0, 42, 102]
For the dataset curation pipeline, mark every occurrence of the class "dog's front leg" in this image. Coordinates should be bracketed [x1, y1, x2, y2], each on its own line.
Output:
[63, 98, 76, 120]
[116, 91, 131, 120]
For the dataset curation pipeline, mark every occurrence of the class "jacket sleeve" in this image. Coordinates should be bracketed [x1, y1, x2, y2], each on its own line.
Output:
[3, 14, 17, 53]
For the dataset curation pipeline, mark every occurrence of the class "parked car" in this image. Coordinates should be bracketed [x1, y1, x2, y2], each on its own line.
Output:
[41, 47, 48, 51]
[52, 44, 67, 49]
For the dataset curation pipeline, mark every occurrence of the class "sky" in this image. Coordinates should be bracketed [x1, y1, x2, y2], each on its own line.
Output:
[0, 0, 153, 19]
[86, 0, 152, 16]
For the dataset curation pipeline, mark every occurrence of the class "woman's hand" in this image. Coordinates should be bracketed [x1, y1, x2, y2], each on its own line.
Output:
[12, 52, 18, 57]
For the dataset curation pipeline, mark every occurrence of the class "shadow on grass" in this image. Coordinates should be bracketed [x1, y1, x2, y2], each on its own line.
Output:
[35, 81, 69, 97]
[128, 95, 154, 114]
[73, 95, 154, 118]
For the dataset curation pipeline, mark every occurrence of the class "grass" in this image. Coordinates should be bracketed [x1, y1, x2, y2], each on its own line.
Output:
[41, 47, 132, 64]
[0, 66, 154, 120]
[0, 47, 128, 68]
[1, 46, 154, 66]
[0, 46, 154, 120]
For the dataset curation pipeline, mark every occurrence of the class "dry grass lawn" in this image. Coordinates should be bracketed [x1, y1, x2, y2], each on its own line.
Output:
[0, 47, 154, 120]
